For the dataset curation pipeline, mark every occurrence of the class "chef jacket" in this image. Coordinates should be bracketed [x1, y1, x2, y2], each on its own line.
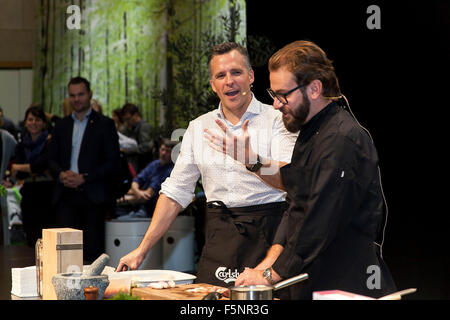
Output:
[272, 102, 397, 299]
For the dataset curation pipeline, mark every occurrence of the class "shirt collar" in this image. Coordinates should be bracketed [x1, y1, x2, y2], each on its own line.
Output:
[299, 101, 338, 140]
[216, 92, 262, 120]
[71, 107, 93, 122]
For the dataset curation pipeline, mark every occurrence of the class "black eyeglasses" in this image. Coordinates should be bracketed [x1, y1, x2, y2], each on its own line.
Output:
[267, 84, 304, 105]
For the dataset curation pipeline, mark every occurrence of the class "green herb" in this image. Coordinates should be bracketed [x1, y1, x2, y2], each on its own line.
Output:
[107, 292, 141, 300]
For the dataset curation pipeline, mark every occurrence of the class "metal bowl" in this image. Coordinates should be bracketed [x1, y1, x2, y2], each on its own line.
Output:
[229, 273, 309, 300]
[229, 285, 274, 300]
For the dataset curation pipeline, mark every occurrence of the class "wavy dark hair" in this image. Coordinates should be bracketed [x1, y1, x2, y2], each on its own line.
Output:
[268, 40, 341, 99]
[23, 104, 48, 129]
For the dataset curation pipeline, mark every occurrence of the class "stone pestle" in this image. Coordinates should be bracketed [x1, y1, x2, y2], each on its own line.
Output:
[83, 253, 110, 276]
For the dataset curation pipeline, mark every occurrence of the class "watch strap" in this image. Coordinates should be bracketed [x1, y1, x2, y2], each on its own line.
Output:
[246, 154, 263, 172]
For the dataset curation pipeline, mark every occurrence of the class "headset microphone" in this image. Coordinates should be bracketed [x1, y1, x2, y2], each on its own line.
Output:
[241, 91, 247, 96]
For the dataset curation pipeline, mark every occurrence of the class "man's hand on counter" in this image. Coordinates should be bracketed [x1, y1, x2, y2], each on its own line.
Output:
[116, 247, 146, 272]
[235, 244, 284, 286]
[235, 267, 282, 286]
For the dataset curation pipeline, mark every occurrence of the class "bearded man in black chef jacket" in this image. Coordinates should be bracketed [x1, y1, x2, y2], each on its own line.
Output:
[232, 40, 397, 299]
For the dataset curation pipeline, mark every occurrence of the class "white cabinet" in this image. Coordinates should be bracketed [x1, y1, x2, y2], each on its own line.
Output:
[105, 216, 195, 272]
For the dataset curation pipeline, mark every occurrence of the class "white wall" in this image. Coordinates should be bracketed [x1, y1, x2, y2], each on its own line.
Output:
[0, 69, 33, 126]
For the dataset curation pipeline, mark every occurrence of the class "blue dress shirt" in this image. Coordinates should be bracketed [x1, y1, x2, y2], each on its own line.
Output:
[70, 108, 92, 173]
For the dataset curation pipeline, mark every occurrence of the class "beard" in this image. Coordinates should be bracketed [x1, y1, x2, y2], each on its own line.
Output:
[281, 93, 310, 133]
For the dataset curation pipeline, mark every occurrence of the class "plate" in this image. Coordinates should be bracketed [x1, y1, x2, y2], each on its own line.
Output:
[117, 270, 197, 288]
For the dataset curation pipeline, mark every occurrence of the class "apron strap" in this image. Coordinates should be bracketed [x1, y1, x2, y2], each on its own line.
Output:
[206, 201, 288, 216]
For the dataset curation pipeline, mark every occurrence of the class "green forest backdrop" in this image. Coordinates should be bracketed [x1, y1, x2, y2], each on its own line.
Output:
[32, 0, 247, 133]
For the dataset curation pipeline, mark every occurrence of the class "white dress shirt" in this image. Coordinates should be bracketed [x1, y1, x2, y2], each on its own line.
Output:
[161, 95, 298, 208]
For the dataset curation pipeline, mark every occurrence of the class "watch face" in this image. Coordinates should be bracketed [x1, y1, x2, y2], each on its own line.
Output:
[251, 160, 262, 172]
[247, 161, 262, 172]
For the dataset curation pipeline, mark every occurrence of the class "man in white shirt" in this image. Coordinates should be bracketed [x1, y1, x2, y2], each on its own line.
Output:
[116, 42, 297, 287]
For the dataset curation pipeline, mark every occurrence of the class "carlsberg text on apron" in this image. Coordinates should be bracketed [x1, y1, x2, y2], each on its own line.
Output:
[195, 201, 287, 286]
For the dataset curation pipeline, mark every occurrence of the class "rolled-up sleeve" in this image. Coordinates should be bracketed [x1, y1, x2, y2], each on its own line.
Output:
[160, 123, 201, 208]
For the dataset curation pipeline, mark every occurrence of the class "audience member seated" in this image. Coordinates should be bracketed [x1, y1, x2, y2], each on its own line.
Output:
[0, 124, 17, 183]
[10, 105, 55, 247]
[111, 107, 138, 180]
[62, 97, 72, 116]
[116, 139, 176, 219]
[90, 98, 103, 114]
[119, 103, 155, 173]
[112, 107, 138, 150]
[112, 108, 124, 131]
[0, 106, 18, 139]
[17, 103, 60, 139]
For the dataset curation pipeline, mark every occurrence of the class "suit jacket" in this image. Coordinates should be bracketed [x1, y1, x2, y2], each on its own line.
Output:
[48, 110, 120, 205]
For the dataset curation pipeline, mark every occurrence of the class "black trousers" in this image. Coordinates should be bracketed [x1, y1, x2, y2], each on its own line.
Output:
[55, 188, 107, 263]
[20, 180, 57, 247]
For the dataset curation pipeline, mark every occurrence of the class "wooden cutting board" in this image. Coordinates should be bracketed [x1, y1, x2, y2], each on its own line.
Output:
[131, 283, 227, 300]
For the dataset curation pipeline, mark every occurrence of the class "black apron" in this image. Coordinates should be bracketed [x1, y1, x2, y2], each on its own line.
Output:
[195, 201, 287, 287]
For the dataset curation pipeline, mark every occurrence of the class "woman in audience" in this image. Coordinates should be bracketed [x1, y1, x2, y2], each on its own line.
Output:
[112, 108, 124, 131]
[11, 105, 55, 246]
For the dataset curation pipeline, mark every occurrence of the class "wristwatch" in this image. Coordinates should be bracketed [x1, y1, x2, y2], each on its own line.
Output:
[263, 268, 274, 284]
[246, 154, 263, 172]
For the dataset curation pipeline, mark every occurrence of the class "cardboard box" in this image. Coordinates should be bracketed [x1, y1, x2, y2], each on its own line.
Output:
[42, 228, 83, 300]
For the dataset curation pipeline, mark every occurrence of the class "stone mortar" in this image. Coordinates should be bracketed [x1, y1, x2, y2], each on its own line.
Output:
[52, 272, 109, 300]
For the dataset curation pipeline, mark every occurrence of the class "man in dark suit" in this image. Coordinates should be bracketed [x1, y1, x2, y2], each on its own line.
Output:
[48, 76, 120, 263]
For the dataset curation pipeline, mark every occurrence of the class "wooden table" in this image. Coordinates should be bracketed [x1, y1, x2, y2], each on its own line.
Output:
[1, 246, 225, 301]
[132, 283, 228, 300]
